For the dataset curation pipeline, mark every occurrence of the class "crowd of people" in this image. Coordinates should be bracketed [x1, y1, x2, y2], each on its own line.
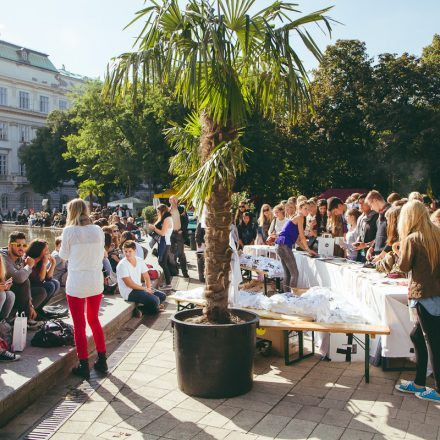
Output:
[0, 198, 191, 379]
[1, 190, 439, 401]
[230, 190, 440, 402]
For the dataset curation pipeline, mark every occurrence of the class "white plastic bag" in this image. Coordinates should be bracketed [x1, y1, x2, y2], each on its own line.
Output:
[12, 312, 27, 352]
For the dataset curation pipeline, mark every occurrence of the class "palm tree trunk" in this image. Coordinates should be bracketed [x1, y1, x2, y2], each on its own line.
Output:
[200, 114, 234, 324]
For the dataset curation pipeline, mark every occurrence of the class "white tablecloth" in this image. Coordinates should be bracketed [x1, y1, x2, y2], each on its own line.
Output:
[243, 245, 412, 358]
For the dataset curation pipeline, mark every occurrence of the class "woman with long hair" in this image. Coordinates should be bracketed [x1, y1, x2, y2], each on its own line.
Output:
[276, 201, 317, 292]
[394, 201, 440, 402]
[267, 204, 287, 244]
[148, 204, 173, 289]
[315, 199, 328, 236]
[59, 198, 107, 379]
[26, 239, 60, 311]
[372, 206, 401, 264]
[257, 204, 273, 244]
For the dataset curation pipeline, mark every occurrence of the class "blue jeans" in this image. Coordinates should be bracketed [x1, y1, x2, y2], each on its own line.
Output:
[38, 279, 60, 310]
[127, 289, 167, 314]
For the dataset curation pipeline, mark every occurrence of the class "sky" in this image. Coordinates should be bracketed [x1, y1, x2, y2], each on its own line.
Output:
[1, 0, 439, 79]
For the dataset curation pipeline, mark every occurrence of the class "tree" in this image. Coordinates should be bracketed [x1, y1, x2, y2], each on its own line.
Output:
[65, 81, 185, 197]
[78, 179, 104, 211]
[107, 0, 333, 323]
[19, 111, 78, 194]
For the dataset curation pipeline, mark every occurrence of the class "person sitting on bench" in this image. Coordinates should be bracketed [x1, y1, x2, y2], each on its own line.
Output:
[116, 240, 166, 315]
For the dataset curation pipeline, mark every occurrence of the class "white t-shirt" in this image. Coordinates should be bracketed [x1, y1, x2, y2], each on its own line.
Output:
[116, 257, 148, 300]
[59, 224, 105, 298]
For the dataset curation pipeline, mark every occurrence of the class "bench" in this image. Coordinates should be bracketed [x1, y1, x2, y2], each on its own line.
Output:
[240, 265, 282, 295]
[168, 296, 390, 383]
[168, 295, 314, 322]
[259, 319, 390, 383]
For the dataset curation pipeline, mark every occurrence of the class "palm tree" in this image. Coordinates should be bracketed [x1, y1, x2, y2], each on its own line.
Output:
[78, 179, 104, 211]
[106, 0, 333, 323]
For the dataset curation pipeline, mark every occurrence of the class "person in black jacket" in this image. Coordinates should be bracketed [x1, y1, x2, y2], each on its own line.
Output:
[237, 212, 257, 250]
[169, 196, 189, 278]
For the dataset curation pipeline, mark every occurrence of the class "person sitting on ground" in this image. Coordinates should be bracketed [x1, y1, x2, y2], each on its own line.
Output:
[116, 240, 166, 315]
[431, 209, 440, 228]
[1, 232, 45, 321]
[394, 200, 440, 402]
[26, 239, 60, 313]
[0, 254, 14, 321]
[267, 204, 287, 244]
[126, 217, 141, 240]
[102, 225, 122, 272]
[237, 211, 257, 250]
[51, 237, 68, 287]
[257, 204, 273, 244]
[276, 201, 317, 292]
[120, 231, 145, 260]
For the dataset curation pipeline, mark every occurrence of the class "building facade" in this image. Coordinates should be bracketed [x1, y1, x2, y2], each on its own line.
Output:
[0, 40, 85, 214]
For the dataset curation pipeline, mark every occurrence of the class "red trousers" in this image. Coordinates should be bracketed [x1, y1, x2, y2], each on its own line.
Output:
[66, 293, 106, 360]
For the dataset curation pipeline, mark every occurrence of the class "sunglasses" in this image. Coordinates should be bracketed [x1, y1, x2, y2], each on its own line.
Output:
[239, 205, 246, 208]
[10, 242, 27, 248]
[263, 208, 270, 212]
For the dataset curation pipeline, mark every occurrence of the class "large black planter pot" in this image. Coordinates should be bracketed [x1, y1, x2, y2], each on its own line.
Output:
[171, 308, 259, 398]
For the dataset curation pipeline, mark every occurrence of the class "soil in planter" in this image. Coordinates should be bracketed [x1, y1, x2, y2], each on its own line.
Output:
[184, 313, 245, 325]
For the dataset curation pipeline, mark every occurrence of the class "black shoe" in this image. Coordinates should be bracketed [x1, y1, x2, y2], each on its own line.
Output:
[0, 349, 21, 362]
[94, 352, 108, 374]
[133, 307, 143, 318]
[72, 359, 90, 379]
[182, 273, 190, 279]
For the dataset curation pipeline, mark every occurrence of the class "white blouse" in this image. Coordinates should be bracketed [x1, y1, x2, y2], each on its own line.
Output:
[59, 224, 105, 298]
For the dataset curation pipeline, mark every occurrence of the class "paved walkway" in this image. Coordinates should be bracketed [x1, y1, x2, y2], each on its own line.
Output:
[2, 252, 440, 440]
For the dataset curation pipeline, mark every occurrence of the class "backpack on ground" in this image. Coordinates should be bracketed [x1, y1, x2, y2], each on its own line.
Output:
[31, 319, 74, 348]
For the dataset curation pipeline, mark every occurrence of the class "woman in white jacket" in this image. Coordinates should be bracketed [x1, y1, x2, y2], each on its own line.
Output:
[60, 199, 106, 379]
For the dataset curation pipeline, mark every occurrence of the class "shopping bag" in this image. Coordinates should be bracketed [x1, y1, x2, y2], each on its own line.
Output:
[317, 236, 335, 257]
[12, 312, 27, 352]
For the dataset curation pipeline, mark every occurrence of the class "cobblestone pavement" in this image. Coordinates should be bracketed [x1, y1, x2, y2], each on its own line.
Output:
[2, 252, 440, 440]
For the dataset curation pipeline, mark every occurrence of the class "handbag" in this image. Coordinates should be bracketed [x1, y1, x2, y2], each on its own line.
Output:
[12, 312, 27, 352]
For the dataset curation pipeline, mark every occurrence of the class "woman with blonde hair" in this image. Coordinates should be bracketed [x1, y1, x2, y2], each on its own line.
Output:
[394, 201, 440, 402]
[257, 204, 273, 244]
[284, 202, 296, 219]
[268, 204, 287, 243]
[59, 198, 107, 379]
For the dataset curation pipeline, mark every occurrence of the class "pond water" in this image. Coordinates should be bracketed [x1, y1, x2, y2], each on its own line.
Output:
[0, 225, 61, 249]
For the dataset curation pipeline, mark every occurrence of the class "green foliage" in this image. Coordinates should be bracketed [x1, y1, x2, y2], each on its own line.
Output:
[64, 81, 186, 197]
[231, 191, 254, 212]
[142, 205, 157, 223]
[19, 111, 78, 194]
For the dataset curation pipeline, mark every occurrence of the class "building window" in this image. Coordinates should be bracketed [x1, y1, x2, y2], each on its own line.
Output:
[0, 122, 7, 140]
[19, 125, 31, 142]
[40, 96, 49, 113]
[0, 87, 7, 106]
[19, 91, 30, 109]
[19, 161, 26, 176]
[59, 100, 68, 111]
[20, 192, 32, 209]
[1, 194, 8, 211]
[0, 154, 8, 175]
